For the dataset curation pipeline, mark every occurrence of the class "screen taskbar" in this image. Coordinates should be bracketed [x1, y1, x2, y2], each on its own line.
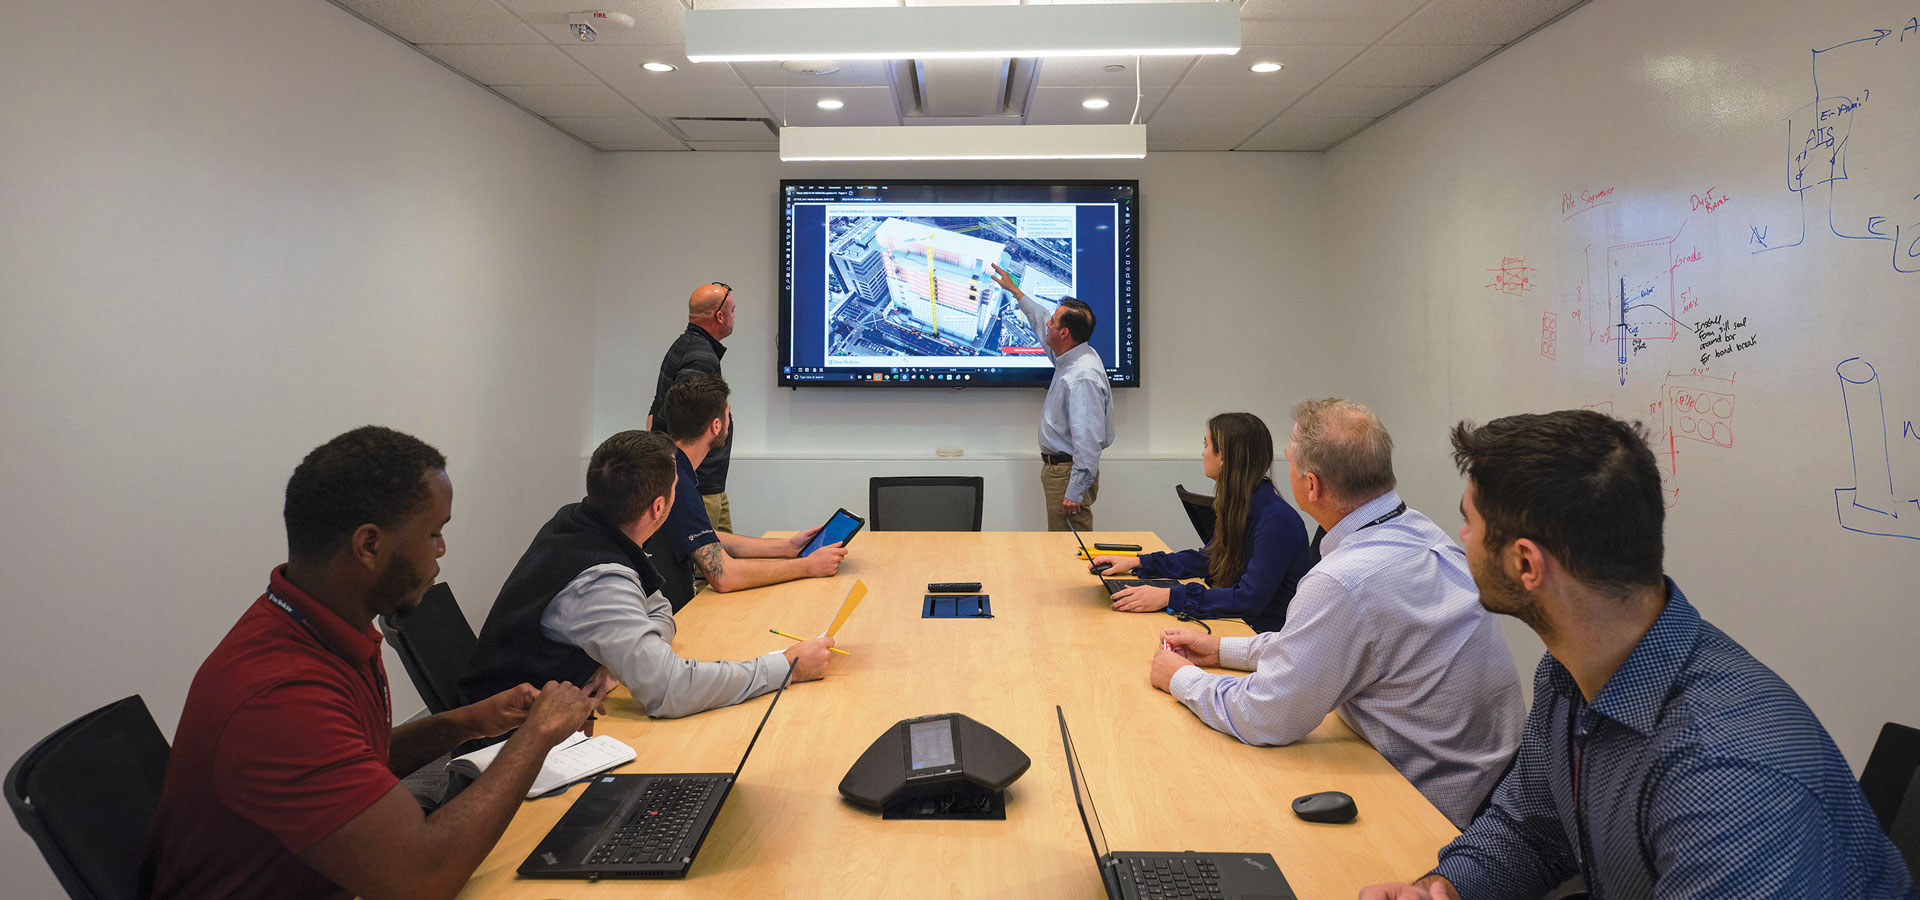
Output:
[783, 365, 1120, 386]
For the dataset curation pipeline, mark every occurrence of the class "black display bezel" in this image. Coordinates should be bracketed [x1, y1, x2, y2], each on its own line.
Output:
[777, 179, 1141, 390]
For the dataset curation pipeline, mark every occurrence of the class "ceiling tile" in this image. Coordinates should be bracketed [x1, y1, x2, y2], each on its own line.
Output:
[1025, 86, 1169, 124]
[1153, 85, 1308, 120]
[493, 84, 639, 117]
[1239, 115, 1375, 151]
[689, 0, 897, 8]
[1282, 83, 1424, 118]
[731, 59, 895, 87]
[549, 114, 681, 144]
[500, 0, 689, 46]
[1180, 44, 1365, 87]
[566, 44, 773, 117]
[1034, 55, 1196, 88]
[1144, 116, 1264, 150]
[419, 44, 598, 84]
[1327, 43, 1502, 85]
[1239, 0, 1427, 45]
[1382, 0, 1583, 45]
[753, 86, 901, 126]
[628, 85, 773, 118]
[334, 0, 542, 44]
[566, 44, 751, 89]
[686, 141, 782, 151]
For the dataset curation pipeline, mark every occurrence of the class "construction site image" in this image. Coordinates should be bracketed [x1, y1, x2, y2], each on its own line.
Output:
[823, 214, 1075, 360]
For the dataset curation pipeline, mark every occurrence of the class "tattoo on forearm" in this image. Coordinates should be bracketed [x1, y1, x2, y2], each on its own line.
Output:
[694, 542, 725, 578]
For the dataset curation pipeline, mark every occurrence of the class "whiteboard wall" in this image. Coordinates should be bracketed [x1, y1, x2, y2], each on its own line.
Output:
[1323, 0, 1920, 765]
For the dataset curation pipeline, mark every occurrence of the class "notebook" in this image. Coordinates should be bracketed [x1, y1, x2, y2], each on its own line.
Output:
[448, 731, 636, 799]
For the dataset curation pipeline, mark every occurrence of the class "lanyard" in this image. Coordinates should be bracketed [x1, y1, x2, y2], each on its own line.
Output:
[266, 590, 392, 727]
[1356, 502, 1407, 532]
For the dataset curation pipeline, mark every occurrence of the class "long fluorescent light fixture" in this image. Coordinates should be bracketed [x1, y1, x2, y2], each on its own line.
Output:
[781, 125, 1147, 162]
[686, 2, 1241, 62]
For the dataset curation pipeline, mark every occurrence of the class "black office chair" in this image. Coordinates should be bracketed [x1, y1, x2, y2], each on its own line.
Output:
[1860, 721, 1920, 882]
[381, 582, 477, 715]
[1175, 483, 1216, 546]
[869, 476, 985, 532]
[6, 695, 170, 900]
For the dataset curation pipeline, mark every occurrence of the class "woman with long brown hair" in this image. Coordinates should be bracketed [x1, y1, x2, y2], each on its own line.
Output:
[1091, 412, 1313, 632]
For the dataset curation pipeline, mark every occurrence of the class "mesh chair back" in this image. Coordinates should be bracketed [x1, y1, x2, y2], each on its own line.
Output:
[5, 695, 170, 900]
[381, 583, 477, 714]
[1175, 483, 1217, 546]
[1861, 721, 1920, 882]
[869, 476, 985, 532]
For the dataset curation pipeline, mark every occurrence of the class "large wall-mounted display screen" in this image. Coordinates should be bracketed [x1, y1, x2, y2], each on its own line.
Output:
[778, 180, 1139, 388]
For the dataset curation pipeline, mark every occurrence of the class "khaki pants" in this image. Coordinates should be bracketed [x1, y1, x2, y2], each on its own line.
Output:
[1041, 461, 1098, 532]
[701, 490, 732, 534]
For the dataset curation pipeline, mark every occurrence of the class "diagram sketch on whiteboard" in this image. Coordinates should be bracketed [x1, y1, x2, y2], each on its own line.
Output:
[1834, 357, 1920, 539]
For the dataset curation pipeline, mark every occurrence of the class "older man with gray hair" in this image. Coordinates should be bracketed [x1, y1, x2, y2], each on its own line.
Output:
[1151, 398, 1524, 828]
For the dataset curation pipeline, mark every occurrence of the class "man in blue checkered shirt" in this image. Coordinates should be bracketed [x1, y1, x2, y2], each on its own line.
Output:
[1361, 410, 1914, 900]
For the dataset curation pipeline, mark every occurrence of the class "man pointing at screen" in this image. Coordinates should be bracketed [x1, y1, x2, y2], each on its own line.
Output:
[991, 263, 1113, 531]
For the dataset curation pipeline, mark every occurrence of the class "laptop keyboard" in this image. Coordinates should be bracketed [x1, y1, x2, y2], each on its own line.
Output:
[1118, 857, 1224, 900]
[586, 777, 721, 866]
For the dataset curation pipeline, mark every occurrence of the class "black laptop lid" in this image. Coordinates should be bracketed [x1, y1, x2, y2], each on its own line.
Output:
[733, 666, 795, 779]
[1056, 706, 1111, 861]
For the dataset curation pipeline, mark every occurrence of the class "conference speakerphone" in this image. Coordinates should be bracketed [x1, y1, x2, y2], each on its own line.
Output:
[839, 713, 1029, 819]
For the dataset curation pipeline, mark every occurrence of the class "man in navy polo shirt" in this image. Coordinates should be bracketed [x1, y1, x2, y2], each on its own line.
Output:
[1362, 410, 1915, 900]
[653, 375, 846, 595]
[143, 427, 600, 900]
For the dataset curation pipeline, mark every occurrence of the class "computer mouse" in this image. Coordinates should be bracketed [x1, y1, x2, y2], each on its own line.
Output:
[1089, 562, 1112, 575]
[1291, 790, 1357, 824]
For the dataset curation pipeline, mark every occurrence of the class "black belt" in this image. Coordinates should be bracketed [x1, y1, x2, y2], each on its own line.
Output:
[1042, 452, 1073, 465]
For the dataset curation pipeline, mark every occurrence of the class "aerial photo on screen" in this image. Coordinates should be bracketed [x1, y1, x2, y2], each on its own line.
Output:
[823, 213, 1075, 360]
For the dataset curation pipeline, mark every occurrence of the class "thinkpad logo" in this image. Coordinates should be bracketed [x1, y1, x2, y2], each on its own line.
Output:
[541, 852, 559, 866]
[1241, 857, 1269, 871]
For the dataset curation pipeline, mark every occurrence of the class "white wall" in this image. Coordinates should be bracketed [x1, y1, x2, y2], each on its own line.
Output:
[1321, 0, 1920, 765]
[591, 152, 1336, 541]
[0, 1, 598, 896]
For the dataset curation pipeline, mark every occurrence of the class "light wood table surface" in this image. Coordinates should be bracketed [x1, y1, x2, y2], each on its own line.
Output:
[455, 531, 1459, 899]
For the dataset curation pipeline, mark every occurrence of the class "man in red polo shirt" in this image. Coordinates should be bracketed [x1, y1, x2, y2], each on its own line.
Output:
[143, 426, 602, 900]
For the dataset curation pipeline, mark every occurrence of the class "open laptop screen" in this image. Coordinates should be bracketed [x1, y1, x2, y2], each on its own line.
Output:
[1056, 706, 1111, 861]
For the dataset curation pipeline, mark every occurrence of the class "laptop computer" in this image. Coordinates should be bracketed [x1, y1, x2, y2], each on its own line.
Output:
[1064, 518, 1181, 597]
[1057, 706, 1297, 900]
[517, 675, 790, 880]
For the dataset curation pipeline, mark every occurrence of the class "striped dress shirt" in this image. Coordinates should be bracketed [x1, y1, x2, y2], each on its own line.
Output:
[1167, 490, 1525, 827]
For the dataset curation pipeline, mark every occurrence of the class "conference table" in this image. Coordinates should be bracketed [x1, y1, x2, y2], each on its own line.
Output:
[454, 531, 1460, 899]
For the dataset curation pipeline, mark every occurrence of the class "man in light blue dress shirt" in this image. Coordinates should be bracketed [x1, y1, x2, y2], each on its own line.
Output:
[1152, 398, 1524, 828]
[991, 263, 1114, 531]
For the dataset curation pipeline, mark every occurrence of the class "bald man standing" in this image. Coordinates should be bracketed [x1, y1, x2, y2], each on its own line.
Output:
[648, 283, 737, 533]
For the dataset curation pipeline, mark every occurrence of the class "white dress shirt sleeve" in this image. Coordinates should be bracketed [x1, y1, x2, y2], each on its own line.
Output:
[1165, 572, 1374, 746]
[540, 564, 791, 719]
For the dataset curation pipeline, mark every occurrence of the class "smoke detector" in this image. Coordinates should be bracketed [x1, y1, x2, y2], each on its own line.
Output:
[568, 10, 635, 42]
[782, 59, 844, 76]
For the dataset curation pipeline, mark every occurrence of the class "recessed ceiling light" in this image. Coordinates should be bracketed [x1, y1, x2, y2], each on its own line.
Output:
[1249, 62, 1283, 73]
[1081, 98, 1110, 110]
[1102, 64, 1126, 73]
[816, 98, 845, 110]
[642, 62, 678, 73]
[783, 59, 843, 75]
